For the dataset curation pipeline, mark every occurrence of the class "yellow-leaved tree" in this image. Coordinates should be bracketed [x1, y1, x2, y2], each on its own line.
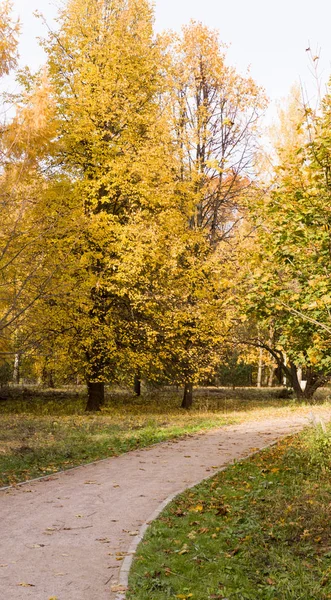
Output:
[0, 4, 74, 382]
[157, 22, 266, 407]
[40, 0, 184, 409]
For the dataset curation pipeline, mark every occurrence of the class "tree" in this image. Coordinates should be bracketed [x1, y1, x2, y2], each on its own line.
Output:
[240, 85, 331, 400]
[169, 21, 266, 243]
[42, 0, 183, 410]
[162, 22, 265, 406]
[0, 4, 72, 378]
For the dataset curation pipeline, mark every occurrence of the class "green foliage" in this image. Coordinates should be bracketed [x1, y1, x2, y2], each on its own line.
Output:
[239, 84, 331, 396]
[216, 354, 253, 387]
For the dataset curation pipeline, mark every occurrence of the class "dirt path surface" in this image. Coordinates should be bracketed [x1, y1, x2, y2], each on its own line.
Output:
[1, 411, 330, 600]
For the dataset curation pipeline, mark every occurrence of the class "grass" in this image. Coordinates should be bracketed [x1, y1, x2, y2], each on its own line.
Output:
[0, 385, 329, 488]
[128, 421, 331, 600]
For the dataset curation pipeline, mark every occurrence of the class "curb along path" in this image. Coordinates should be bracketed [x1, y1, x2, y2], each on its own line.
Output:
[1, 412, 329, 600]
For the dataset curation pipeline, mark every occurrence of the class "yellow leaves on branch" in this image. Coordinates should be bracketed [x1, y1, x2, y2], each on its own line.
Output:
[0, 0, 19, 77]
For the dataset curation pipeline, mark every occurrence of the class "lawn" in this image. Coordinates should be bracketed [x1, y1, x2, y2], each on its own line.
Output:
[128, 421, 331, 600]
[0, 386, 329, 488]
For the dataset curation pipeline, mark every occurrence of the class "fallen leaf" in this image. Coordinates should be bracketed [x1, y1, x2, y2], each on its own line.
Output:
[111, 584, 127, 592]
[178, 543, 189, 555]
[189, 504, 204, 513]
[226, 547, 240, 557]
[115, 553, 126, 561]
[215, 505, 229, 516]
[18, 583, 35, 587]
[199, 527, 209, 534]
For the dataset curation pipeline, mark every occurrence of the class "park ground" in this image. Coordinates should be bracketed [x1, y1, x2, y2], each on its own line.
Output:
[1, 386, 331, 600]
[0, 385, 329, 487]
[128, 421, 331, 600]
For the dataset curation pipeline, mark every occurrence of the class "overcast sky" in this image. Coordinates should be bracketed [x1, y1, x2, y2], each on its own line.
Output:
[10, 0, 331, 115]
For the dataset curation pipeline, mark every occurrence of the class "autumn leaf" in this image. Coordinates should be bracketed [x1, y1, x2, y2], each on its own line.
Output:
[189, 504, 204, 513]
[111, 584, 127, 592]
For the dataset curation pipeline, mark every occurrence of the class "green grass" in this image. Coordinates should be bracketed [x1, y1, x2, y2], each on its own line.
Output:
[128, 422, 331, 600]
[0, 386, 329, 488]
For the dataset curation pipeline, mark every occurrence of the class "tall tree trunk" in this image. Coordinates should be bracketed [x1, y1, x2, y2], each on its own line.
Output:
[267, 325, 275, 387]
[42, 363, 55, 388]
[257, 347, 263, 388]
[49, 371, 55, 389]
[297, 367, 303, 386]
[283, 353, 288, 386]
[13, 353, 20, 385]
[181, 381, 193, 409]
[134, 374, 141, 396]
[267, 366, 274, 387]
[290, 363, 305, 399]
[86, 382, 105, 411]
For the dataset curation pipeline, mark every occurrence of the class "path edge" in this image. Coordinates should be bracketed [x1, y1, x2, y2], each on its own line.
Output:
[114, 434, 295, 600]
[0, 428, 226, 493]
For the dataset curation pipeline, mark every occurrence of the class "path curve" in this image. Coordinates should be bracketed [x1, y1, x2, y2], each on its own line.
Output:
[0, 411, 329, 600]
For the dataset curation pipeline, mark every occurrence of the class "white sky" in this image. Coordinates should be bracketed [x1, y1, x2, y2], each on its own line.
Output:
[10, 0, 331, 115]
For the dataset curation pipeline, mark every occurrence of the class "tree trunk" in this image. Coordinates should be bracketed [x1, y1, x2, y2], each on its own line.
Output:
[13, 353, 20, 385]
[49, 371, 55, 389]
[290, 363, 305, 399]
[86, 382, 105, 411]
[257, 347, 263, 388]
[181, 382, 193, 409]
[42, 360, 55, 388]
[289, 364, 322, 401]
[283, 353, 288, 386]
[267, 366, 274, 387]
[134, 374, 141, 396]
[297, 367, 303, 386]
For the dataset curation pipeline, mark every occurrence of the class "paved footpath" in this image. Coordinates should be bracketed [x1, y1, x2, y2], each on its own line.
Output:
[1, 411, 329, 600]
